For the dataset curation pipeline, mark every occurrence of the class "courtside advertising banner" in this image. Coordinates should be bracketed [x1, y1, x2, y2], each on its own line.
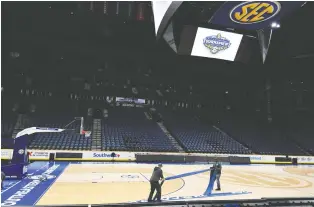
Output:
[1, 149, 12, 160]
[1, 149, 313, 163]
[28, 151, 49, 159]
[191, 27, 243, 61]
[85, 151, 136, 160]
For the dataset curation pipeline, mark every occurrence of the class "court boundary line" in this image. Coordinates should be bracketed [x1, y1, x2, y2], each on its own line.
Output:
[138, 171, 186, 201]
[1, 181, 22, 194]
[162, 177, 186, 197]
[33, 162, 70, 205]
[1, 162, 49, 194]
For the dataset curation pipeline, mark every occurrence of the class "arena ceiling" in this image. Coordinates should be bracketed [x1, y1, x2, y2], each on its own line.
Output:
[1, 2, 314, 115]
[1, 1, 314, 75]
[268, 1, 314, 61]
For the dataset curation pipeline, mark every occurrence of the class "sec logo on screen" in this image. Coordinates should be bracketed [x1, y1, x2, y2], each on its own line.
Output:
[230, 1, 281, 24]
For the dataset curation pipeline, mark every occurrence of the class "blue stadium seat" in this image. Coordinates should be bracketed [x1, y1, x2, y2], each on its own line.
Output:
[162, 111, 252, 154]
[102, 108, 178, 152]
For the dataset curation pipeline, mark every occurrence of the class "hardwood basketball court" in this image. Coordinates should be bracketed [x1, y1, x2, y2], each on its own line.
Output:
[1, 162, 314, 206]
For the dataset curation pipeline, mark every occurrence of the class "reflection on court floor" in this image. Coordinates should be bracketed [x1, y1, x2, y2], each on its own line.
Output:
[1, 162, 314, 206]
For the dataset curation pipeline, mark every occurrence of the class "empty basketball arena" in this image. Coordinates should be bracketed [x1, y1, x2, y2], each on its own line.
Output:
[1, 1, 314, 207]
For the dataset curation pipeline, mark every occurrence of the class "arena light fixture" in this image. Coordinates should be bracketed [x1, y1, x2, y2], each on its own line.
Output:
[271, 22, 280, 28]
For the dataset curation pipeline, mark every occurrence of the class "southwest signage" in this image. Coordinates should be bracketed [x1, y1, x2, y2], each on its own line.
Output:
[92, 152, 120, 158]
[210, 1, 306, 30]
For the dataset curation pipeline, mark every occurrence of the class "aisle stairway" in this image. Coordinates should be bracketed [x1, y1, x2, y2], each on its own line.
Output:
[157, 122, 185, 152]
[91, 119, 102, 151]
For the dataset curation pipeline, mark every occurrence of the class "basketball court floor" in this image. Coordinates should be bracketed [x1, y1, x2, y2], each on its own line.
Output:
[1, 161, 314, 206]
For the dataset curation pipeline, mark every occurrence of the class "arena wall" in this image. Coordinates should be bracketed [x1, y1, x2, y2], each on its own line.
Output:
[1, 149, 314, 164]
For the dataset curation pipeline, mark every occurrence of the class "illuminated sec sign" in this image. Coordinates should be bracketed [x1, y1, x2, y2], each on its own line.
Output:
[210, 1, 306, 30]
[230, 1, 281, 24]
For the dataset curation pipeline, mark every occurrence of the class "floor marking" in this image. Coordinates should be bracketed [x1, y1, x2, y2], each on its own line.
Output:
[1, 181, 22, 194]
[138, 172, 185, 199]
[4, 162, 313, 205]
[1, 162, 49, 194]
[162, 177, 186, 197]
[33, 162, 70, 206]
[81, 175, 103, 182]
[1, 162, 69, 206]
[139, 173, 149, 181]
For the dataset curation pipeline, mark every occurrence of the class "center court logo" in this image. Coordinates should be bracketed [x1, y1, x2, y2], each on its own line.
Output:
[203, 34, 231, 54]
[230, 1, 281, 24]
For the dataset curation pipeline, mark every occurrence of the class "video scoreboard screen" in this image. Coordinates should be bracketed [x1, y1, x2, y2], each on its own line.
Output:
[191, 27, 243, 62]
[151, 1, 305, 64]
[178, 25, 260, 63]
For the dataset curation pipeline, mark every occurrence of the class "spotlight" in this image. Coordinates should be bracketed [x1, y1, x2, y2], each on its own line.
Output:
[271, 22, 280, 28]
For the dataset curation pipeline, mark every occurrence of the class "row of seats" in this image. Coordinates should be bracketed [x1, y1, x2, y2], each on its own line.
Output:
[161, 111, 252, 154]
[102, 108, 178, 152]
[287, 117, 314, 155]
[26, 109, 93, 151]
[29, 132, 92, 151]
[2, 109, 312, 155]
[216, 115, 306, 156]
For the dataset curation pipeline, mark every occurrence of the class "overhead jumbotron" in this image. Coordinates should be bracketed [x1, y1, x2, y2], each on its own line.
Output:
[151, 1, 307, 64]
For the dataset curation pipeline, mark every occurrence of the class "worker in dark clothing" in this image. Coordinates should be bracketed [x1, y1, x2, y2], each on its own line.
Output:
[148, 163, 164, 202]
[1, 171, 5, 190]
[211, 158, 222, 190]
